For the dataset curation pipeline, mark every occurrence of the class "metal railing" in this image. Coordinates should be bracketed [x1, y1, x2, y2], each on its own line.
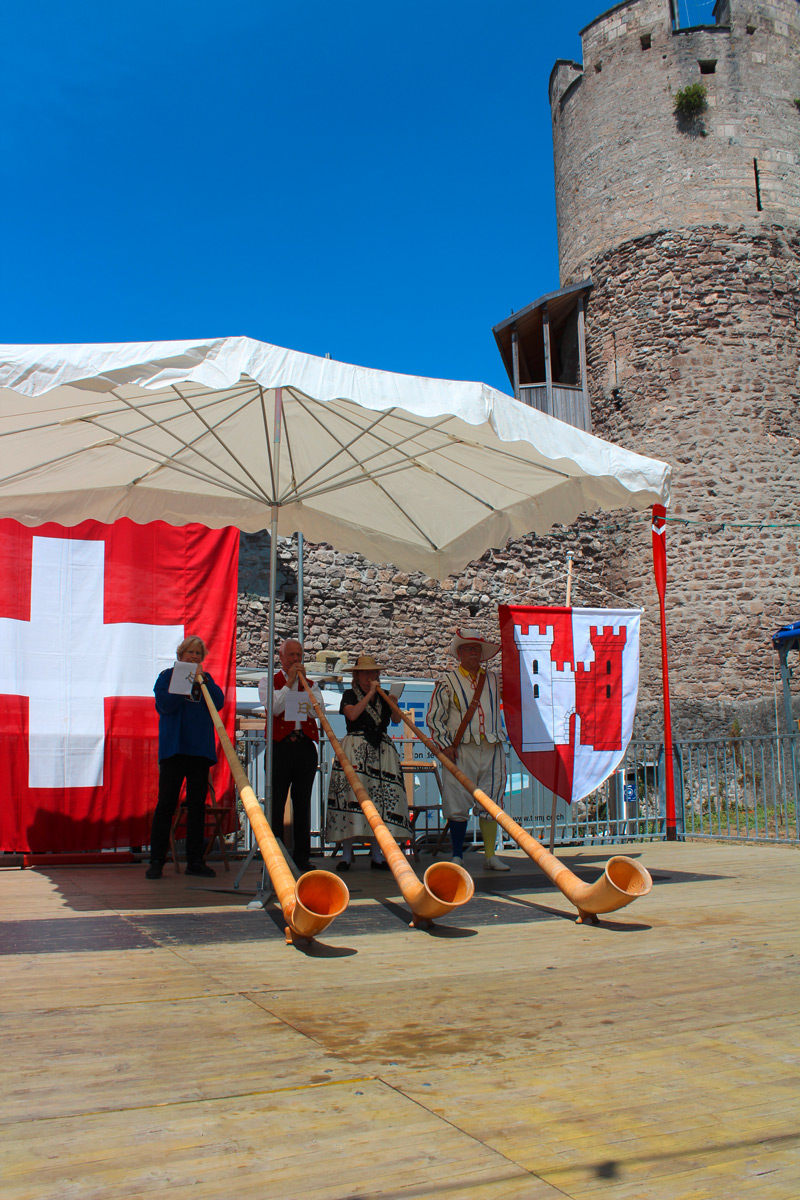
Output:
[232, 729, 800, 853]
[675, 735, 800, 844]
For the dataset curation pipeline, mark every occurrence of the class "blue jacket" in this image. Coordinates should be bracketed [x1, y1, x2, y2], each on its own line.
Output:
[154, 668, 225, 763]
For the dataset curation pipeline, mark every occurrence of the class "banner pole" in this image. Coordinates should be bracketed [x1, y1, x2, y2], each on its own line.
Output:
[652, 505, 677, 841]
[548, 550, 574, 852]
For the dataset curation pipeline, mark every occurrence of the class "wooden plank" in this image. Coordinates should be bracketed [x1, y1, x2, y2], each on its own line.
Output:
[1, 842, 799, 1198]
[542, 305, 553, 416]
[577, 293, 591, 431]
[1, 1081, 563, 1200]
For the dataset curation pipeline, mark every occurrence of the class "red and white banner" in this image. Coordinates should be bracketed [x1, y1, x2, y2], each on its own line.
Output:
[499, 605, 640, 805]
[0, 519, 239, 853]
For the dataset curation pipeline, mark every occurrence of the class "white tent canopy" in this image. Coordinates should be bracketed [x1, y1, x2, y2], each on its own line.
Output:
[0, 337, 670, 579]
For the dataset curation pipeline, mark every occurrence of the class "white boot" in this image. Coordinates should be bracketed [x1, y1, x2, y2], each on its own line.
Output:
[484, 855, 510, 872]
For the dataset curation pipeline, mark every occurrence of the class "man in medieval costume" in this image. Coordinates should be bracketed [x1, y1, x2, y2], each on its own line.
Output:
[426, 628, 510, 871]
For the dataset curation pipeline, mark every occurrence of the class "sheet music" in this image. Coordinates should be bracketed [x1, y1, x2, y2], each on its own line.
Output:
[168, 660, 196, 695]
[284, 688, 313, 723]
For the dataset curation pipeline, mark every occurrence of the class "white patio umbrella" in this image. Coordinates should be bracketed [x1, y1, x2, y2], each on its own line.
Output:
[0, 336, 669, 572]
[0, 336, 671, 839]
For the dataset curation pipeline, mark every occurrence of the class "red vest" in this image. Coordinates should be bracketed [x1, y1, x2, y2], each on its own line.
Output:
[270, 670, 319, 743]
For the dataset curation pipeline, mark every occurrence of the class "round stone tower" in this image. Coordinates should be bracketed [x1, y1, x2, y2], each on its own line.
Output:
[551, 0, 800, 282]
[550, 0, 800, 735]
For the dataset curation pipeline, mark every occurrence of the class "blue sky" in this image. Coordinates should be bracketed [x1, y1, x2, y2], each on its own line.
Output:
[2, 0, 715, 393]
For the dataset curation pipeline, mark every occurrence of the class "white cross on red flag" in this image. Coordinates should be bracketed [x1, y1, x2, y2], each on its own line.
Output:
[499, 605, 641, 805]
[0, 518, 238, 853]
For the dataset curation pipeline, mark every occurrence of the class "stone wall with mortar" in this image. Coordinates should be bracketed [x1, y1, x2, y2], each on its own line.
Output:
[237, 519, 632, 682]
[583, 223, 800, 736]
[550, 0, 800, 283]
[233, 0, 800, 744]
[549, 0, 800, 737]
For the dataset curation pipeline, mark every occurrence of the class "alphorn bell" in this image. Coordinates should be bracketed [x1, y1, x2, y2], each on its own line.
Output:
[196, 673, 349, 944]
[377, 687, 652, 924]
[299, 676, 474, 927]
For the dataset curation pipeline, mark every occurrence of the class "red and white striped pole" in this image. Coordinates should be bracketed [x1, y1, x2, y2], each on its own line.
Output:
[652, 505, 677, 840]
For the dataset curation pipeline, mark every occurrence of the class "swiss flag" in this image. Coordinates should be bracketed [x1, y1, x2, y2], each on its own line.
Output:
[500, 605, 640, 805]
[0, 519, 239, 853]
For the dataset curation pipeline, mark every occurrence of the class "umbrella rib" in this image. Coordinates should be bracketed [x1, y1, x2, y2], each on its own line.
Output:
[82, 394, 272, 502]
[282, 397, 572, 507]
[0, 436, 264, 504]
[0, 396, 270, 503]
[66, 385, 273, 502]
[272, 399, 439, 548]
[163, 385, 275, 502]
[0, 445, 122, 491]
[283, 399, 571, 515]
[258, 385, 278, 499]
[0, 381, 258, 435]
[276, 396, 424, 500]
[278, 388, 301, 495]
[120, 441, 271, 501]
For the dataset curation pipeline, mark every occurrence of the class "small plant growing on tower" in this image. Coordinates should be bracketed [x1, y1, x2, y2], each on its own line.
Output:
[794, 98, 800, 112]
[674, 83, 708, 119]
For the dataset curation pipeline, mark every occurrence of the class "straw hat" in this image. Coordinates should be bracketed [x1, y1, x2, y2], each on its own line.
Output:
[449, 627, 501, 662]
[352, 654, 381, 672]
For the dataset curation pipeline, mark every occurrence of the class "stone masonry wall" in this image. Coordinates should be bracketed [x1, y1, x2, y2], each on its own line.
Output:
[583, 223, 800, 736]
[238, 519, 626, 683]
[550, 0, 800, 282]
[233, 0, 800, 746]
[546, 0, 800, 738]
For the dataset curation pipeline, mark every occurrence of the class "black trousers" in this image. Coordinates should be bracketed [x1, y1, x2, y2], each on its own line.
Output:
[149, 754, 212, 867]
[272, 735, 318, 866]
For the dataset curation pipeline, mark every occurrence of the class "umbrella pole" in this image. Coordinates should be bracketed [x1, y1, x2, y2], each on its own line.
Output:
[261, 388, 283, 896]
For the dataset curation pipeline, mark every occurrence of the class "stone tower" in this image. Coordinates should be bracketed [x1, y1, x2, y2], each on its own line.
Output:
[549, 0, 800, 734]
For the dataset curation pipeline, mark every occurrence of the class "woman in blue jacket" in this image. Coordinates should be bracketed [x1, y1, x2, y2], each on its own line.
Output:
[146, 635, 225, 879]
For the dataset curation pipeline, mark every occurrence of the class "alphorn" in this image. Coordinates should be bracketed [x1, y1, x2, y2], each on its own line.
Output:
[299, 675, 474, 927]
[377, 687, 652, 924]
[197, 674, 349, 944]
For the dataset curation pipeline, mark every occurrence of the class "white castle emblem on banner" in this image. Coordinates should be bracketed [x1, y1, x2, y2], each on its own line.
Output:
[514, 620, 628, 754]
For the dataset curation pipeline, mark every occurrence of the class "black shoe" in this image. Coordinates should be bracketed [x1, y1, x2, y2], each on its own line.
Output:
[145, 864, 163, 880]
[371, 860, 390, 871]
[295, 861, 314, 873]
[336, 860, 351, 873]
[185, 863, 216, 878]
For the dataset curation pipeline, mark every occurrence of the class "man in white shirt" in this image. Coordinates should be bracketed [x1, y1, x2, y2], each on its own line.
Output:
[427, 628, 510, 871]
[258, 639, 323, 872]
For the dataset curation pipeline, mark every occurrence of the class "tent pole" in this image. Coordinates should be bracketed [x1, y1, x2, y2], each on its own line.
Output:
[297, 532, 304, 644]
[652, 505, 677, 840]
[548, 549, 575, 852]
[264, 388, 283, 843]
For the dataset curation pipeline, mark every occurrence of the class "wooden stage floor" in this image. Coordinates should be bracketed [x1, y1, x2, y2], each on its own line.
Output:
[1, 841, 799, 1199]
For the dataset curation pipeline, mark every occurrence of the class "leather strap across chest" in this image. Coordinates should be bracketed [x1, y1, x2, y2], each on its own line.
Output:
[451, 669, 486, 751]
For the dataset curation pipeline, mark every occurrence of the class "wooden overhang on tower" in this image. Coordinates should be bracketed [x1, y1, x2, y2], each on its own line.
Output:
[492, 279, 593, 432]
